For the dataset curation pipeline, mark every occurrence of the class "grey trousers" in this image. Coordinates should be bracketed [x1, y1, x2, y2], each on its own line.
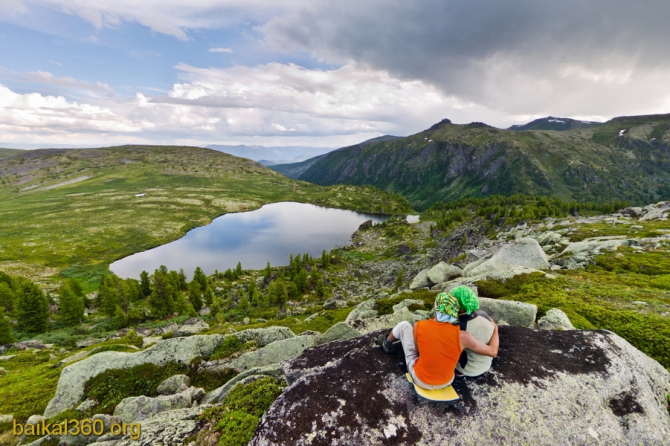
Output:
[392, 321, 453, 389]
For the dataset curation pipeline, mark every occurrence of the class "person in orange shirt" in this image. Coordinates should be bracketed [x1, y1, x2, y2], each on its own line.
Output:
[379, 292, 499, 389]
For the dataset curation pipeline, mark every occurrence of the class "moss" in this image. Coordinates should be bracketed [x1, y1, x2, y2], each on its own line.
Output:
[198, 377, 285, 446]
[88, 344, 139, 356]
[210, 336, 258, 361]
[375, 289, 435, 315]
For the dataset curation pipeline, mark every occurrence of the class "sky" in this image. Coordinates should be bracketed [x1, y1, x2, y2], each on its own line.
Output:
[1, 0, 670, 150]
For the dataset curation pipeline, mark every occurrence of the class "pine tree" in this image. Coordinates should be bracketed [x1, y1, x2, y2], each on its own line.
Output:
[268, 279, 288, 309]
[321, 250, 330, 269]
[148, 268, 177, 319]
[237, 289, 249, 313]
[394, 268, 405, 292]
[0, 309, 15, 345]
[98, 276, 121, 318]
[112, 305, 128, 329]
[0, 282, 15, 312]
[193, 267, 208, 292]
[236, 262, 243, 277]
[58, 282, 84, 326]
[204, 287, 215, 306]
[247, 280, 260, 307]
[188, 281, 203, 312]
[178, 269, 188, 291]
[139, 271, 152, 298]
[295, 269, 308, 294]
[264, 262, 272, 283]
[16, 280, 49, 333]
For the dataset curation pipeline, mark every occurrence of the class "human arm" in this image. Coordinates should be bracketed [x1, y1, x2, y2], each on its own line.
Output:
[459, 322, 499, 358]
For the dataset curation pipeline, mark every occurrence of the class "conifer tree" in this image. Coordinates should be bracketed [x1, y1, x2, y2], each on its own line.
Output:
[237, 289, 249, 313]
[98, 275, 121, 318]
[178, 269, 188, 291]
[188, 280, 203, 312]
[264, 262, 272, 283]
[148, 267, 177, 319]
[268, 279, 288, 309]
[394, 268, 405, 292]
[204, 287, 215, 306]
[0, 309, 15, 345]
[295, 269, 308, 294]
[58, 282, 85, 326]
[321, 250, 330, 269]
[193, 267, 208, 292]
[113, 305, 128, 329]
[247, 280, 260, 307]
[139, 271, 152, 298]
[236, 262, 243, 277]
[16, 280, 49, 333]
[0, 282, 14, 312]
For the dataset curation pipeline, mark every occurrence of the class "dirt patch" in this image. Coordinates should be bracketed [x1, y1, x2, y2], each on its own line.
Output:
[491, 326, 611, 386]
[609, 392, 645, 417]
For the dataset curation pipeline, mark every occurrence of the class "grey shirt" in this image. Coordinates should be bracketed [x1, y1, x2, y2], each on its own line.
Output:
[456, 310, 495, 377]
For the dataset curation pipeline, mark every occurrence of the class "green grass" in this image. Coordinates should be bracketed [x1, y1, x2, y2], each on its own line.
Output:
[0, 146, 412, 287]
[474, 252, 670, 370]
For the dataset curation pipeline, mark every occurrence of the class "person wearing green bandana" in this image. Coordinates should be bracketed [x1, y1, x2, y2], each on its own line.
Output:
[379, 291, 499, 389]
[450, 285, 499, 377]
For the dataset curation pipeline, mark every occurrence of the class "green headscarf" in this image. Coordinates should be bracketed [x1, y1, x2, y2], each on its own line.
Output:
[450, 285, 479, 315]
[434, 292, 459, 323]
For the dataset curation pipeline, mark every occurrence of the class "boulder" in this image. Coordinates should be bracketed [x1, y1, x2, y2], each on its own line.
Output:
[426, 262, 462, 284]
[478, 297, 537, 328]
[409, 269, 431, 290]
[391, 299, 425, 313]
[234, 326, 295, 347]
[56, 350, 89, 367]
[26, 415, 46, 426]
[640, 203, 670, 221]
[114, 387, 205, 424]
[214, 335, 317, 372]
[345, 299, 378, 323]
[174, 318, 209, 336]
[76, 338, 102, 349]
[348, 307, 424, 335]
[0, 367, 6, 376]
[251, 328, 670, 446]
[75, 398, 98, 412]
[157, 374, 191, 395]
[316, 323, 362, 345]
[13, 340, 47, 350]
[0, 414, 12, 424]
[359, 219, 373, 230]
[465, 238, 549, 279]
[142, 336, 161, 348]
[89, 406, 208, 446]
[561, 239, 632, 257]
[43, 334, 225, 418]
[538, 308, 576, 331]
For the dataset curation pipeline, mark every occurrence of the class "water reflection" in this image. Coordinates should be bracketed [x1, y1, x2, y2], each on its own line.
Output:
[110, 202, 390, 279]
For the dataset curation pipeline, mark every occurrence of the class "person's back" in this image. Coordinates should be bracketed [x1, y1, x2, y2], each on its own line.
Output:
[414, 318, 462, 385]
[457, 310, 495, 377]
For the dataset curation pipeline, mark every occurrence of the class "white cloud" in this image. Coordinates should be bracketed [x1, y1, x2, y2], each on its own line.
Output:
[209, 47, 233, 53]
[17, 71, 115, 96]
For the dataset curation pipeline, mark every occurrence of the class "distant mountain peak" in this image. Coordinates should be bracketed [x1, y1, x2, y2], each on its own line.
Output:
[428, 118, 453, 130]
[509, 116, 602, 132]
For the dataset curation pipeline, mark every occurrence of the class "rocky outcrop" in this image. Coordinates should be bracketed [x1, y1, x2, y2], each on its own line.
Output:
[344, 299, 378, 323]
[210, 335, 317, 372]
[410, 262, 463, 290]
[478, 297, 537, 328]
[156, 374, 191, 395]
[173, 318, 209, 336]
[464, 238, 549, 279]
[252, 328, 670, 445]
[114, 386, 205, 423]
[43, 334, 225, 418]
[316, 322, 362, 345]
[538, 308, 576, 331]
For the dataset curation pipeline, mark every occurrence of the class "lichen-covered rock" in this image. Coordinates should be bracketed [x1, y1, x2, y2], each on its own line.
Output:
[465, 238, 549, 279]
[251, 328, 670, 446]
[174, 318, 209, 336]
[426, 261, 462, 284]
[157, 374, 191, 395]
[315, 323, 361, 345]
[0, 414, 13, 424]
[114, 387, 205, 424]
[409, 269, 431, 290]
[345, 299, 378, 323]
[348, 307, 424, 334]
[43, 334, 225, 418]
[90, 405, 209, 446]
[234, 326, 295, 347]
[56, 350, 89, 367]
[75, 398, 98, 412]
[478, 297, 537, 328]
[538, 308, 576, 331]
[213, 335, 317, 372]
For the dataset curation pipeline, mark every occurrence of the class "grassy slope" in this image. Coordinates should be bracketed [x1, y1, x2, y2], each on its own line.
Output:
[0, 149, 24, 158]
[299, 114, 670, 210]
[0, 146, 411, 285]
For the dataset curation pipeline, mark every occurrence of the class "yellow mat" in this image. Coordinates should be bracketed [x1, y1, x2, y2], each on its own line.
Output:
[406, 373, 459, 402]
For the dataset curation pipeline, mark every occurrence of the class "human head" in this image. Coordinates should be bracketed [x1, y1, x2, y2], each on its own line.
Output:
[450, 285, 479, 315]
[434, 292, 459, 324]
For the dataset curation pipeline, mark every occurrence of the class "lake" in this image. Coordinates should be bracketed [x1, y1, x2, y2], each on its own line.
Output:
[110, 202, 393, 279]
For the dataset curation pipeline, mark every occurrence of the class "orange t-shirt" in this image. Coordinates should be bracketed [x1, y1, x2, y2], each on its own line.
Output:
[412, 319, 462, 385]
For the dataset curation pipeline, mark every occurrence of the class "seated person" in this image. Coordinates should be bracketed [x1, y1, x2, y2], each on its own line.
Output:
[379, 292, 498, 389]
[450, 286, 498, 377]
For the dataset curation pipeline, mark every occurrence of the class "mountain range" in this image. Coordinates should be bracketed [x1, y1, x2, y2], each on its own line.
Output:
[278, 114, 670, 210]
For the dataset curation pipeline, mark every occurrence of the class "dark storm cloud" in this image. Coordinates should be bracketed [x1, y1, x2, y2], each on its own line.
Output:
[262, 0, 670, 118]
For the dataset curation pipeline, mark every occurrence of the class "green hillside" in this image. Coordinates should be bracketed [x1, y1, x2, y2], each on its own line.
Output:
[0, 145, 411, 285]
[0, 148, 24, 158]
[508, 116, 601, 131]
[299, 114, 670, 210]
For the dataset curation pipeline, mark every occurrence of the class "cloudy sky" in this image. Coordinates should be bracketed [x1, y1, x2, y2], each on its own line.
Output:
[1, 0, 670, 150]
